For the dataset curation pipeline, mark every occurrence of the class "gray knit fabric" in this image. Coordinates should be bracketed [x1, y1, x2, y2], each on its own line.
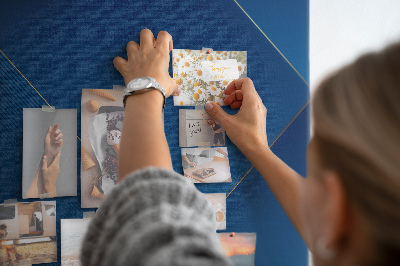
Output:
[81, 167, 232, 266]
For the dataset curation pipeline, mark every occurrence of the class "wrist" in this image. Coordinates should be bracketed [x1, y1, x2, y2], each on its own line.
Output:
[125, 90, 164, 111]
[240, 137, 271, 158]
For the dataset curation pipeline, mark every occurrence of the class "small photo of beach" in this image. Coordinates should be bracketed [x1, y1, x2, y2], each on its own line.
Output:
[61, 219, 92, 266]
[219, 233, 256, 266]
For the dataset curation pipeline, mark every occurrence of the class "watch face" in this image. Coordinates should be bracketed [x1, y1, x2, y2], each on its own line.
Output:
[131, 77, 151, 90]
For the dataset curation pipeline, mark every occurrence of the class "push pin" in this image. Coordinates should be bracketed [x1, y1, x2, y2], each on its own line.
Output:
[230, 232, 235, 237]
[206, 49, 212, 54]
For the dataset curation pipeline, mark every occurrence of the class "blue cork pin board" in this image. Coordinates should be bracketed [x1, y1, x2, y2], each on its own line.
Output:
[0, 0, 309, 265]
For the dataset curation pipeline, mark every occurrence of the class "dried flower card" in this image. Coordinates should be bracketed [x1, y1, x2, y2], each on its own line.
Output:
[173, 49, 247, 106]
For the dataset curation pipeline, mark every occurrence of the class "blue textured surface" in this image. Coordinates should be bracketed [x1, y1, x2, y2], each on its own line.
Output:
[0, 0, 309, 265]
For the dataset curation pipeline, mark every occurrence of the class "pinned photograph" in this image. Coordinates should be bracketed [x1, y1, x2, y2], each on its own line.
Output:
[0, 201, 57, 264]
[181, 147, 231, 183]
[61, 219, 92, 265]
[22, 108, 77, 199]
[81, 88, 124, 208]
[179, 109, 225, 147]
[172, 49, 247, 106]
[205, 193, 226, 230]
[219, 233, 256, 266]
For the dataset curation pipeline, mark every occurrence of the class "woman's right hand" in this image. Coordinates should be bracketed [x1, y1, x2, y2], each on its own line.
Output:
[44, 124, 63, 165]
[205, 78, 268, 154]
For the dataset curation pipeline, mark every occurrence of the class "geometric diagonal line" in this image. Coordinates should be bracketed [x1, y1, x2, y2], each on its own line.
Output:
[232, 0, 310, 88]
[0, 49, 52, 107]
[226, 99, 310, 198]
[0, 49, 81, 141]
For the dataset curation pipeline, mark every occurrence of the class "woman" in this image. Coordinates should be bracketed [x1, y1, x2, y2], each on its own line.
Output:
[201, 113, 225, 146]
[0, 224, 24, 262]
[81, 29, 400, 266]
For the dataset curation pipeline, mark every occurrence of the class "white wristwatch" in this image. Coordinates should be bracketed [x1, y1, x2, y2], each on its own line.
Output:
[123, 77, 166, 111]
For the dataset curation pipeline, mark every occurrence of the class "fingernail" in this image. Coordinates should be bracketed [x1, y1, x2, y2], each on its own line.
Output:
[177, 86, 182, 94]
[205, 102, 214, 111]
[43, 156, 47, 159]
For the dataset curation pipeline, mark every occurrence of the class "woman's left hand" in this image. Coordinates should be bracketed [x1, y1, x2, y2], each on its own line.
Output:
[113, 29, 180, 97]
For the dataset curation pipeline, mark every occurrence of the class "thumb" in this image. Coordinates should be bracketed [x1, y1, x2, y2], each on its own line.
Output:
[45, 126, 52, 139]
[113, 56, 128, 75]
[42, 156, 48, 171]
[205, 102, 231, 128]
[52, 151, 61, 166]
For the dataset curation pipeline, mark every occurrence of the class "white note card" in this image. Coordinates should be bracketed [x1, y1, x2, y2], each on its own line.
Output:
[199, 59, 239, 82]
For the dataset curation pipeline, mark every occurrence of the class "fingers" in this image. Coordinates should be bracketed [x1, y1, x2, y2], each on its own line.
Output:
[113, 56, 128, 74]
[55, 133, 63, 141]
[155, 31, 173, 53]
[126, 41, 139, 60]
[42, 156, 48, 171]
[171, 85, 182, 96]
[51, 124, 59, 133]
[225, 78, 256, 94]
[57, 139, 64, 147]
[223, 90, 243, 108]
[205, 102, 231, 128]
[45, 126, 52, 139]
[140, 29, 155, 53]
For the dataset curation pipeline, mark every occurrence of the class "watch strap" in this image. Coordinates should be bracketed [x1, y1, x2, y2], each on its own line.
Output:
[123, 77, 166, 111]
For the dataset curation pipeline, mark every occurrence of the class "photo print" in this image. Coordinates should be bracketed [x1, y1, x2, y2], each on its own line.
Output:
[0, 201, 57, 264]
[61, 219, 92, 265]
[179, 109, 225, 147]
[181, 147, 231, 183]
[22, 108, 77, 199]
[205, 193, 226, 230]
[81, 88, 125, 208]
[219, 233, 256, 266]
[172, 49, 247, 106]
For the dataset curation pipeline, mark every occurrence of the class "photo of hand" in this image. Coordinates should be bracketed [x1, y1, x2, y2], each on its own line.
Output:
[26, 124, 63, 198]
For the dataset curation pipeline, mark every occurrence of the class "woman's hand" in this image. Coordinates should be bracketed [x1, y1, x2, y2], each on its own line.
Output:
[113, 29, 180, 97]
[41, 152, 61, 197]
[205, 78, 268, 154]
[43, 124, 63, 166]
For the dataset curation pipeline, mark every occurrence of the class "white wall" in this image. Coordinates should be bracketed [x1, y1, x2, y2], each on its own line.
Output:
[308, 1, 400, 264]
[310, 0, 400, 93]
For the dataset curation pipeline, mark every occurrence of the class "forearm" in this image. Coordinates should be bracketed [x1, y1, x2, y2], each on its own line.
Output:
[26, 168, 41, 198]
[118, 90, 172, 180]
[241, 143, 308, 244]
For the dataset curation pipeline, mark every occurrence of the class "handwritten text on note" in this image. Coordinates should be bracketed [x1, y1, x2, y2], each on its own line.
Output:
[198, 59, 239, 82]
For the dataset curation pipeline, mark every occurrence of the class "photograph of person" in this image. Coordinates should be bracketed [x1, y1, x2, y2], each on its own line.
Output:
[181, 147, 231, 183]
[201, 113, 225, 146]
[179, 109, 226, 147]
[0, 201, 57, 264]
[22, 109, 77, 199]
